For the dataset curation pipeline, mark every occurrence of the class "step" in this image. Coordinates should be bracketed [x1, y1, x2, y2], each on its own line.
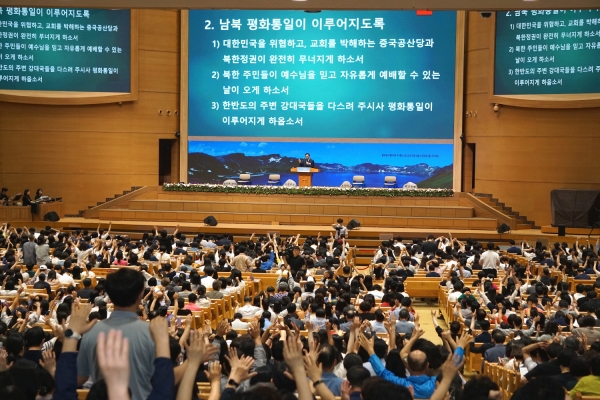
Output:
[121, 199, 475, 219]
[98, 208, 498, 230]
[516, 224, 534, 230]
[154, 191, 463, 207]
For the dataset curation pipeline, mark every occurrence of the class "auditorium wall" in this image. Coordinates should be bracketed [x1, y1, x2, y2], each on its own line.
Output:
[2, 9, 599, 227]
[0, 10, 181, 216]
[463, 11, 600, 227]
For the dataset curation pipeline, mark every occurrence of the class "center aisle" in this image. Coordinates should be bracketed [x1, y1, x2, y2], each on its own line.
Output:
[412, 304, 448, 345]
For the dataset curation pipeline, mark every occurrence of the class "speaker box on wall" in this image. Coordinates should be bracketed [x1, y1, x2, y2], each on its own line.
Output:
[347, 219, 361, 230]
[44, 211, 60, 222]
[497, 223, 510, 234]
[558, 226, 566, 236]
[203, 215, 218, 226]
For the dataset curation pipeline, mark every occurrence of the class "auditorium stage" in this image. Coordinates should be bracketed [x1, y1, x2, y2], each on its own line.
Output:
[40, 217, 590, 243]
[26, 185, 596, 243]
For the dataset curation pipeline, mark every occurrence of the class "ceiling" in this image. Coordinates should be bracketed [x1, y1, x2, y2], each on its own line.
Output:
[0, 0, 597, 10]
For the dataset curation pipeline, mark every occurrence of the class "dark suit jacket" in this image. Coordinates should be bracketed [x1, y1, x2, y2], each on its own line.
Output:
[299, 158, 315, 167]
[506, 246, 522, 255]
[77, 288, 94, 300]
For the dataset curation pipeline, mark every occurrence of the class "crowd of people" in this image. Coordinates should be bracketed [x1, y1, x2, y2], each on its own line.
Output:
[0, 221, 599, 400]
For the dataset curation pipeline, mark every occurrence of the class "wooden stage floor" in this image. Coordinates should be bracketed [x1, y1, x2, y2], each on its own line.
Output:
[40, 217, 596, 243]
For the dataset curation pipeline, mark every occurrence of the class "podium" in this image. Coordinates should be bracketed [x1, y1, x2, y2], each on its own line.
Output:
[291, 167, 319, 187]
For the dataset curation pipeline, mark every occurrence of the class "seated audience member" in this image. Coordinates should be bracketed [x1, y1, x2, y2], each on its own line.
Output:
[5, 229, 599, 400]
[483, 331, 506, 364]
[232, 313, 249, 330]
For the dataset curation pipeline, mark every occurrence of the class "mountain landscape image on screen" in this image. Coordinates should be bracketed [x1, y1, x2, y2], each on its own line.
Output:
[188, 152, 453, 188]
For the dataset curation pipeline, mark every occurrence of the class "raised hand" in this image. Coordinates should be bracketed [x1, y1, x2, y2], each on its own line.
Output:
[205, 361, 222, 383]
[185, 330, 206, 365]
[340, 380, 351, 400]
[358, 333, 375, 356]
[39, 349, 56, 376]
[96, 330, 130, 400]
[248, 320, 261, 340]
[216, 319, 230, 337]
[305, 320, 313, 332]
[229, 355, 256, 383]
[303, 351, 323, 384]
[283, 335, 304, 372]
[456, 331, 473, 349]
[0, 349, 9, 372]
[67, 303, 97, 335]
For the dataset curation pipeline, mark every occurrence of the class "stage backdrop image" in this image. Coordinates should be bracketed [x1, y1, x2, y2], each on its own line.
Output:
[188, 10, 457, 188]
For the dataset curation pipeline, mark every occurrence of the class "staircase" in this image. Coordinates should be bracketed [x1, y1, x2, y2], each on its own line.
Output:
[75, 186, 144, 217]
[474, 193, 538, 230]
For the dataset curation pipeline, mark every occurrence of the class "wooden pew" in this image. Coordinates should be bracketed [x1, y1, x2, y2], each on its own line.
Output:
[465, 343, 484, 374]
[403, 277, 443, 298]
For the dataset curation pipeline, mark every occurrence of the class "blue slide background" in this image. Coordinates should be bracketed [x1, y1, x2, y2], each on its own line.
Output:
[189, 10, 457, 139]
[187, 10, 457, 187]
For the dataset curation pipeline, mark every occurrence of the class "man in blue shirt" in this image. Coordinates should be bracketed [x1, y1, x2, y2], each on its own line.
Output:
[575, 268, 592, 280]
[260, 251, 275, 271]
[506, 240, 522, 255]
[359, 329, 467, 399]
[484, 330, 507, 364]
[317, 344, 344, 396]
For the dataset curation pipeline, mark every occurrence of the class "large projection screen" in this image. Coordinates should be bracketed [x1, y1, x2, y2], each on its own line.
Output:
[181, 10, 464, 190]
[0, 7, 138, 105]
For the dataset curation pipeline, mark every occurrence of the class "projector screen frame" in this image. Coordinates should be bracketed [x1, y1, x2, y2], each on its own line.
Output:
[489, 12, 600, 109]
[179, 10, 466, 191]
[0, 9, 139, 106]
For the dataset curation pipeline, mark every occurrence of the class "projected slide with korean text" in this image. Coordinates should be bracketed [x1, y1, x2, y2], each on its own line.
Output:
[495, 9, 600, 95]
[0, 7, 130, 92]
[188, 10, 457, 188]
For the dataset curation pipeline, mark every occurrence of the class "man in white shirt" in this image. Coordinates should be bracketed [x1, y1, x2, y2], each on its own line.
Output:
[393, 236, 406, 251]
[231, 313, 249, 330]
[368, 284, 385, 300]
[479, 242, 500, 278]
[58, 270, 74, 285]
[200, 266, 215, 288]
[236, 296, 262, 319]
[448, 282, 465, 302]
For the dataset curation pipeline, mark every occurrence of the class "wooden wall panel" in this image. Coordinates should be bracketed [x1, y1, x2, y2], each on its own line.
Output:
[463, 12, 600, 226]
[0, 91, 179, 134]
[138, 50, 180, 93]
[139, 10, 180, 52]
[0, 10, 180, 216]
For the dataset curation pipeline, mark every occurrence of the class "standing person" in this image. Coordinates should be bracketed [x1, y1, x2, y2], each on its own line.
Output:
[231, 246, 253, 272]
[285, 246, 305, 275]
[35, 236, 51, 265]
[332, 218, 348, 239]
[479, 242, 500, 278]
[421, 235, 438, 256]
[77, 268, 156, 400]
[22, 235, 36, 265]
[298, 153, 315, 167]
